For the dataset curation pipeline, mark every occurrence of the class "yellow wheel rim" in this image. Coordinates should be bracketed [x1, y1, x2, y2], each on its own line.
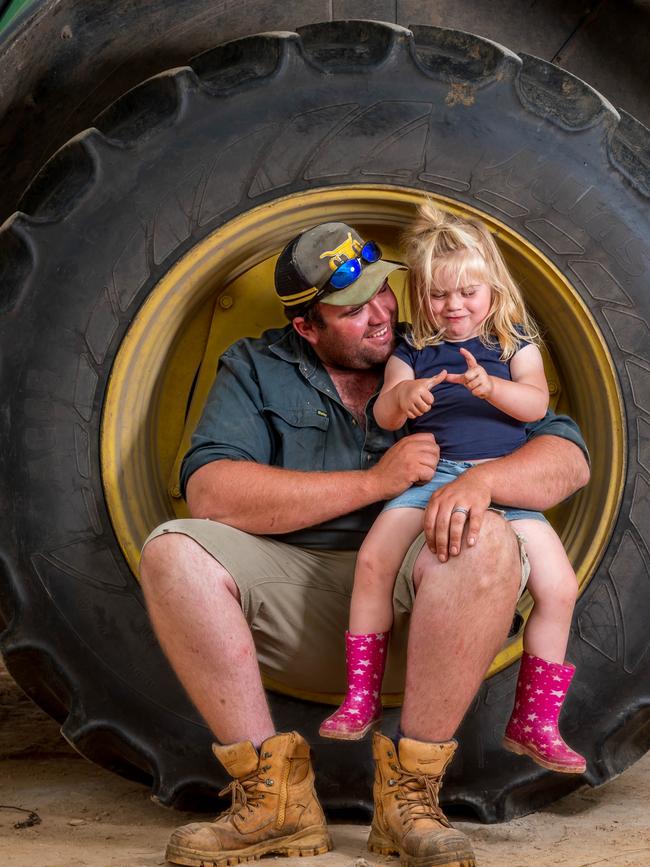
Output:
[101, 185, 625, 702]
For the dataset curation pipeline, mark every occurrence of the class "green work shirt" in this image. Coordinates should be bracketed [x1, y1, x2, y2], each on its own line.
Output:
[181, 325, 589, 550]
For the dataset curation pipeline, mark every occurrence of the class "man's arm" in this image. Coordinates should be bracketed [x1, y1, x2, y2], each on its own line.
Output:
[187, 433, 440, 534]
[423, 435, 590, 561]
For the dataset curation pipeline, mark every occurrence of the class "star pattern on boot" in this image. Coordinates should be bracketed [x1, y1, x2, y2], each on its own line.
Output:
[319, 631, 388, 738]
[504, 652, 586, 773]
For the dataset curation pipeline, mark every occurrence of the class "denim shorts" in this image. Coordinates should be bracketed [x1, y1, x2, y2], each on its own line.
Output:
[383, 458, 548, 524]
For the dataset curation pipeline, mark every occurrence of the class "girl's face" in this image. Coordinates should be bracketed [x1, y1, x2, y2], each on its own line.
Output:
[428, 260, 492, 341]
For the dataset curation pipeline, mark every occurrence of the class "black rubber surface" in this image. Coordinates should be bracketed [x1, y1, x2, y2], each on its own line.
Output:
[1, 21, 650, 822]
[2, 1, 650, 227]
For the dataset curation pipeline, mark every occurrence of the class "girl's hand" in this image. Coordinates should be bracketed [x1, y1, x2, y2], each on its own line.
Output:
[396, 370, 447, 419]
[446, 348, 493, 399]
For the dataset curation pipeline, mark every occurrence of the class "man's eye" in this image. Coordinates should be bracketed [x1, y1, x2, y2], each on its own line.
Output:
[347, 306, 363, 316]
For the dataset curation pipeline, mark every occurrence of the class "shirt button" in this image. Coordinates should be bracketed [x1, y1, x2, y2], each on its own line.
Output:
[352, 419, 357, 426]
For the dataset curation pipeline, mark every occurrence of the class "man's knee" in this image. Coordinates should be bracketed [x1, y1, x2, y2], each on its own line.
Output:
[140, 531, 191, 581]
[415, 511, 520, 596]
[469, 511, 520, 594]
[140, 530, 240, 601]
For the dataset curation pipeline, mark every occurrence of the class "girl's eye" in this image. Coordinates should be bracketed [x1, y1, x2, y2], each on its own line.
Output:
[431, 292, 445, 299]
[462, 289, 476, 296]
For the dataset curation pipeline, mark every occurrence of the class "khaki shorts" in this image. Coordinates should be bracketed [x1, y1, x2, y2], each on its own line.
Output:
[143, 518, 529, 700]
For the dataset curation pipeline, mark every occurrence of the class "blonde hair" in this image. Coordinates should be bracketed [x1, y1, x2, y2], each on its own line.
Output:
[403, 201, 541, 359]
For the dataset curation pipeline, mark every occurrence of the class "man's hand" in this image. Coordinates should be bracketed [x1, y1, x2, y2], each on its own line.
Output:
[446, 348, 493, 399]
[396, 371, 447, 418]
[423, 471, 491, 562]
[370, 433, 440, 500]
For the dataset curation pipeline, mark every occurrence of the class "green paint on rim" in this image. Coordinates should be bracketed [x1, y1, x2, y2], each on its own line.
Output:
[0, 0, 39, 35]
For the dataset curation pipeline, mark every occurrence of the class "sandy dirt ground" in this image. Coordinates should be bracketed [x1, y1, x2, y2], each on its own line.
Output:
[2, 661, 650, 867]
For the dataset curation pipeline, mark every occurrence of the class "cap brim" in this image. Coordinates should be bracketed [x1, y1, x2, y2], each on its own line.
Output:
[320, 260, 406, 306]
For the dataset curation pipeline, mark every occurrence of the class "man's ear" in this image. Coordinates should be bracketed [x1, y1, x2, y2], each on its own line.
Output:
[292, 314, 320, 347]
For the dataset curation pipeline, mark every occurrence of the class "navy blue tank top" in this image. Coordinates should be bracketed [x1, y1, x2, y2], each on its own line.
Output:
[392, 335, 527, 460]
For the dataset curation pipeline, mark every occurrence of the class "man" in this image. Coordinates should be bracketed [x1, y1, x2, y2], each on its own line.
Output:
[140, 222, 589, 867]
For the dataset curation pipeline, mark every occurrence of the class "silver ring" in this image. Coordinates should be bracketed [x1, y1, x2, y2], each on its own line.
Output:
[451, 506, 469, 516]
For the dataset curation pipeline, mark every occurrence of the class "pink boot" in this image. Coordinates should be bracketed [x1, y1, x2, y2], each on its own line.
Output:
[503, 651, 586, 774]
[319, 632, 388, 740]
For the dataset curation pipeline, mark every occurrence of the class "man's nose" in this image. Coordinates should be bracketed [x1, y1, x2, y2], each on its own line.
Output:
[367, 288, 394, 320]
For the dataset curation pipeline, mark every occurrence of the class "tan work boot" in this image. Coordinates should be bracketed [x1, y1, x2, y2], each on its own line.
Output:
[367, 731, 476, 867]
[166, 731, 331, 867]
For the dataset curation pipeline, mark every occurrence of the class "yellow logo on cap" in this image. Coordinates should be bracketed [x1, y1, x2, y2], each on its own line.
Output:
[320, 233, 363, 272]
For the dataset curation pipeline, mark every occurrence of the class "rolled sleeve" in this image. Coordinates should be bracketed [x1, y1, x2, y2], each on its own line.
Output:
[525, 410, 590, 464]
[180, 352, 273, 498]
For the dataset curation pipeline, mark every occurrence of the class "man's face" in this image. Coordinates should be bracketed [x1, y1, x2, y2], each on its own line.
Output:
[296, 282, 398, 370]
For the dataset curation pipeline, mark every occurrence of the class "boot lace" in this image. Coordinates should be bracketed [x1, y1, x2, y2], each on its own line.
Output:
[217, 765, 270, 819]
[392, 768, 450, 829]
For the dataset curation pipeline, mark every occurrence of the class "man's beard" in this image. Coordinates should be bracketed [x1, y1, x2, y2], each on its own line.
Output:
[317, 317, 397, 371]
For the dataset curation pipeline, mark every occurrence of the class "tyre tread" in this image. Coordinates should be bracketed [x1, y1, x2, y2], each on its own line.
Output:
[608, 110, 650, 198]
[93, 68, 198, 145]
[190, 32, 296, 92]
[17, 131, 102, 221]
[296, 19, 409, 71]
[410, 24, 520, 85]
[515, 53, 618, 131]
[0, 215, 36, 315]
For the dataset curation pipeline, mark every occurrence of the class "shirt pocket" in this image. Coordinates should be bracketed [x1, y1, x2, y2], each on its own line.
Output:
[262, 405, 330, 471]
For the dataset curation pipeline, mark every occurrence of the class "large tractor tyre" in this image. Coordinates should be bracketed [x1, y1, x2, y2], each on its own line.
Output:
[0, 21, 648, 822]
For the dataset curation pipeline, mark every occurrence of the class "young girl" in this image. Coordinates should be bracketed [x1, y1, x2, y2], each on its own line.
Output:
[319, 202, 586, 775]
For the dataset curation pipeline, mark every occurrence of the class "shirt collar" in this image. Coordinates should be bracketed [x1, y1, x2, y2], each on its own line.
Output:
[268, 325, 319, 376]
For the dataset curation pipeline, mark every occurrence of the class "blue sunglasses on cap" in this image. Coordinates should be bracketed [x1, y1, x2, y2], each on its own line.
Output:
[328, 240, 382, 289]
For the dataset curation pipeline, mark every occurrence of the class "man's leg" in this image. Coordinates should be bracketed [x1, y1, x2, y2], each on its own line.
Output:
[140, 528, 331, 867]
[367, 512, 519, 867]
[401, 510, 521, 740]
[139, 531, 274, 746]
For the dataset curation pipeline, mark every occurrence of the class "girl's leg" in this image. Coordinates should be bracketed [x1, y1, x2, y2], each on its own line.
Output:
[350, 507, 426, 633]
[513, 518, 578, 663]
[320, 507, 424, 740]
[504, 519, 585, 773]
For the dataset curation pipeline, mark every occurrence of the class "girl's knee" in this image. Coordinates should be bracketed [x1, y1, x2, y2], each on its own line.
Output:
[555, 574, 578, 610]
[530, 571, 578, 612]
[355, 547, 395, 590]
